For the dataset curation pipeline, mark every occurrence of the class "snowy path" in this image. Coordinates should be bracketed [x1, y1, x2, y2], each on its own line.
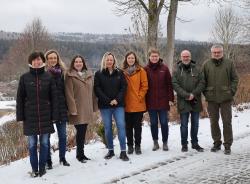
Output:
[112, 131, 250, 184]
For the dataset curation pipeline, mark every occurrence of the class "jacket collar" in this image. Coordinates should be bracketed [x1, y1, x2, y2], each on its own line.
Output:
[123, 65, 141, 76]
[101, 68, 119, 76]
[67, 69, 92, 81]
[29, 64, 46, 75]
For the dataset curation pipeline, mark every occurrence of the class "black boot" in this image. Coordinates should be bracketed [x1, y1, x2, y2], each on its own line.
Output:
[135, 146, 142, 155]
[46, 159, 53, 170]
[60, 158, 70, 166]
[152, 140, 160, 151]
[224, 146, 231, 155]
[76, 156, 87, 163]
[39, 168, 46, 177]
[181, 145, 188, 152]
[82, 155, 91, 160]
[192, 144, 204, 152]
[104, 150, 115, 159]
[30, 170, 39, 178]
[119, 151, 129, 161]
[211, 144, 221, 152]
[127, 146, 134, 154]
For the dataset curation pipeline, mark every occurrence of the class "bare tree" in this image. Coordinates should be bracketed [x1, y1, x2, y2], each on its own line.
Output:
[1, 18, 52, 81]
[109, 0, 165, 53]
[212, 7, 241, 59]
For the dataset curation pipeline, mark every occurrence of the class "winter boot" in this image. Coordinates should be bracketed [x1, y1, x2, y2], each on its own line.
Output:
[192, 144, 204, 152]
[104, 150, 115, 159]
[127, 146, 134, 154]
[224, 146, 231, 155]
[181, 145, 188, 152]
[60, 158, 70, 166]
[39, 167, 46, 177]
[135, 146, 142, 155]
[46, 159, 53, 170]
[211, 144, 221, 152]
[152, 140, 160, 151]
[163, 142, 169, 151]
[119, 151, 129, 161]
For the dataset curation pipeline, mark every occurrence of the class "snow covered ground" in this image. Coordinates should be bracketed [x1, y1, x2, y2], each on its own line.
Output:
[0, 103, 250, 184]
[0, 100, 15, 110]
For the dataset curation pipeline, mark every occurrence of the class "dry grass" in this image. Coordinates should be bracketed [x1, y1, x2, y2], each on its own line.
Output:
[234, 74, 250, 105]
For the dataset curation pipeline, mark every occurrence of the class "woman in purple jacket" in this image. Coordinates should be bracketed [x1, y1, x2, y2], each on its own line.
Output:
[144, 48, 174, 151]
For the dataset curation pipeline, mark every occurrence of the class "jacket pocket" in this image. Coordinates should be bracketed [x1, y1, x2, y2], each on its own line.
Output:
[221, 86, 232, 99]
[205, 86, 214, 97]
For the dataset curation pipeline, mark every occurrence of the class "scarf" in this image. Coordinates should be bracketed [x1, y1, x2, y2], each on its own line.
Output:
[48, 65, 62, 77]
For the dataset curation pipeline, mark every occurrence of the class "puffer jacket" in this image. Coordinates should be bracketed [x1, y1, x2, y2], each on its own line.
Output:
[16, 66, 57, 136]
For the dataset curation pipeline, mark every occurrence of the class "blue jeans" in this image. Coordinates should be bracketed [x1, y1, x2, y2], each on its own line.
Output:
[100, 107, 126, 151]
[180, 111, 199, 145]
[28, 134, 49, 172]
[148, 109, 169, 143]
[47, 121, 67, 161]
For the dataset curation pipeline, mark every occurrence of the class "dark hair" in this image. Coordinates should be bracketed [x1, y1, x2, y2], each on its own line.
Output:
[123, 51, 140, 69]
[69, 55, 87, 72]
[28, 51, 45, 64]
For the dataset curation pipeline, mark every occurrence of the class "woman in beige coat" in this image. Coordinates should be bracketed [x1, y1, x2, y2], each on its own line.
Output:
[65, 55, 95, 163]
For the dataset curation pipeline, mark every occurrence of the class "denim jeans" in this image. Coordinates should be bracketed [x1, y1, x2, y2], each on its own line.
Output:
[148, 109, 169, 143]
[47, 121, 67, 161]
[100, 107, 126, 151]
[28, 133, 49, 172]
[180, 111, 199, 145]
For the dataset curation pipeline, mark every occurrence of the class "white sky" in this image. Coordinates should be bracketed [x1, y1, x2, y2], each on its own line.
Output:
[0, 0, 244, 41]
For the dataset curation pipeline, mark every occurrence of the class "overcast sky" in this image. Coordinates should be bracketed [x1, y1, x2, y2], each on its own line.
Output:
[0, 0, 241, 41]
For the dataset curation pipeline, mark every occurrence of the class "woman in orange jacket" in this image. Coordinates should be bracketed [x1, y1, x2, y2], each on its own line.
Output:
[123, 51, 148, 155]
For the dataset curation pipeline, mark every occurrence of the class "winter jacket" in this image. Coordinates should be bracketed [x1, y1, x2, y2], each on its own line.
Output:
[123, 66, 148, 112]
[65, 69, 96, 125]
[16, 66, 57, 136]
[94, 68, 127, 109]
[202, 58, 239, 103]
[144, 59, 174, 110]
[172, 61, 205, 113]
[48, 71, 68, 122]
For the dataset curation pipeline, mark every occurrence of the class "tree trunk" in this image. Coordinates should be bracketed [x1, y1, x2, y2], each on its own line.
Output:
[166, 0, 178, 73]
[147, 0, 160, 52]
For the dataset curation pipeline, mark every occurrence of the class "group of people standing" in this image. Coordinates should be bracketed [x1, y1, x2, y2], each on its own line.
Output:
[16, 44, 238, 177]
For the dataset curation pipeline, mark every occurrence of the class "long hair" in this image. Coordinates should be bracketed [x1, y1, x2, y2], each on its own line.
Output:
[122, 51, 140, 69]
[69, 55, 87, 72]
[100, 52, 118, 71]
[45, 49, 67, 74]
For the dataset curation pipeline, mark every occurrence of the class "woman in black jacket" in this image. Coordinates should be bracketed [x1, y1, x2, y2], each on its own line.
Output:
[16, 51, 57, 177]
[94, 52, 129, 161]
[45, 50, 70, 168]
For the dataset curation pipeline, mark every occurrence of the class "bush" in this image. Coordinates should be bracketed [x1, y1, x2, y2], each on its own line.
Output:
[96, 122, 117, 147]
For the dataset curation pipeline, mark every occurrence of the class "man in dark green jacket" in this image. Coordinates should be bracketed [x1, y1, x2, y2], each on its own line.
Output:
[172, 50, 205, 152]
[203, 45, 239, 155]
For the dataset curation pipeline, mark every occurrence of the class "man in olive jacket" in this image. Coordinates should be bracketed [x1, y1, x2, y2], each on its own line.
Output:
[172, 50, 205, 152]
[203, 45, 239, 155]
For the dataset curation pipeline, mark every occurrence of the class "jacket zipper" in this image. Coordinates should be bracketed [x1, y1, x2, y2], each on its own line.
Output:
[36, 70, 41, 135]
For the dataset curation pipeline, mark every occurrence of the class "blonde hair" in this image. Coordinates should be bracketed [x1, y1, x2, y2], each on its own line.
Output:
[45, 49, 67, 75]
[100, 52, 118, 71]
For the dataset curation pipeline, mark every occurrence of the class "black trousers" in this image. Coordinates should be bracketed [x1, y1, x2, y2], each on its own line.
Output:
[125, 112, 143, 147]
[74, 124, 88, 158]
